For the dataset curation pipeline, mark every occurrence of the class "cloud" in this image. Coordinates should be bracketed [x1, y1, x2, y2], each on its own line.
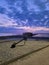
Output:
[0, 0, 49, 35]
[40, 0, 47, 3]
[0, 13, 49, 32]
[0, 14, 18, 27]
[0, 33, 15, 36]
[27, 0, 40, 12]
[45, 3, 49, 10]
[0, 0, 9, 11]
[0, 14, 29, 28]
[14, 1, 23, 13]
[12, 26, 49, 32]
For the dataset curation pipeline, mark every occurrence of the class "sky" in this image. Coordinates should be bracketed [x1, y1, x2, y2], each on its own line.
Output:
[0, 0, 49, 36]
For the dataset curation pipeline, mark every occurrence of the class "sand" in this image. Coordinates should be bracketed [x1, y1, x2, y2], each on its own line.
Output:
[8, 44, 49, 65]
[0, 39, 49, 65]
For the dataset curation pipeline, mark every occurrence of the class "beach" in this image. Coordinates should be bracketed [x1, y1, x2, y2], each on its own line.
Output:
[0, 39, 49, 65]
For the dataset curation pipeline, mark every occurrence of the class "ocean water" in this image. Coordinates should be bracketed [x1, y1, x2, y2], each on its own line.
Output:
[0, 33, 49, 41]
[0, 36, 49, 42]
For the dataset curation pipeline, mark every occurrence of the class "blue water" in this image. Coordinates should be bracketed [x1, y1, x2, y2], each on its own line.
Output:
[0, 37, 49, 42]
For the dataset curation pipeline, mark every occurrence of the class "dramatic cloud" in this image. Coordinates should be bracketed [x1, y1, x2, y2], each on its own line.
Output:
[15, 26, 49, 32]
[0, 0, 49, 36]
[0, 14, 18, 27]
[27, 0, 40, 12]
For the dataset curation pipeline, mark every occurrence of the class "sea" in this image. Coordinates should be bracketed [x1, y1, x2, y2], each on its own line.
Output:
[0, 33, 49, 41]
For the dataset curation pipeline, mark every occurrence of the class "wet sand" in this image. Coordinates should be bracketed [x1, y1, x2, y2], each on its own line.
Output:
[8, 44, 49, 65]
[0, 39, 49, 65]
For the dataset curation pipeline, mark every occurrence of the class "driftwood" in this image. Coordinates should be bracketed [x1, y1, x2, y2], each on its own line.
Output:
[11, 32, 37, 48]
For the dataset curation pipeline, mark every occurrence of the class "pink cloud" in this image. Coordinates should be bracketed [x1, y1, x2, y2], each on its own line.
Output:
[16, 26, 49, 32]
